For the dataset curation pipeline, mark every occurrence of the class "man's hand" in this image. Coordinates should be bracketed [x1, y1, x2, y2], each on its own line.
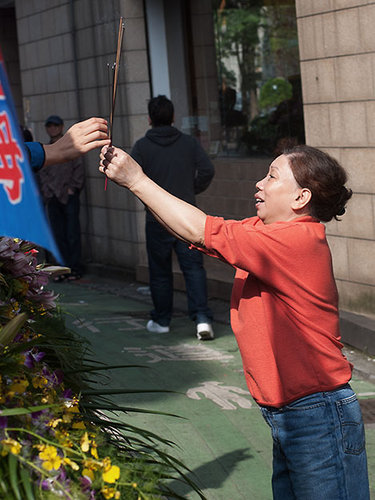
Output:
[44, 117, 110, 166]
[99, 145, 146, 190]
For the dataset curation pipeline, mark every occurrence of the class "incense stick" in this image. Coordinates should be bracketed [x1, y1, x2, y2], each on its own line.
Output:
[105, 17, 125, 190]
[109, 17, 125, 143]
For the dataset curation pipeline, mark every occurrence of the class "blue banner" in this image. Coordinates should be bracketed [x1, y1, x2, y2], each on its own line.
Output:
[0, 50, 62, 263]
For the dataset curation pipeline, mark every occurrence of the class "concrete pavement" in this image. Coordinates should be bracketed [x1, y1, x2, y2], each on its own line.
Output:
[51, 274, 375, 499]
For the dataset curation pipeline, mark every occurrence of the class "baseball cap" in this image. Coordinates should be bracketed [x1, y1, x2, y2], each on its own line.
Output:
[45, 115, 63, 126]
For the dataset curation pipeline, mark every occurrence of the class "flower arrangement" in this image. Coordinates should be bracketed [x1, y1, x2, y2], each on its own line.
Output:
[0, 237, 202, 499]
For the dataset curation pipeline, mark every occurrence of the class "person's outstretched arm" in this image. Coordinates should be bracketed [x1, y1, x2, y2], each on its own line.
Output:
[100, 145, 207, 247]
[44, 117, 110, 166]
[26, 117, 110, 170]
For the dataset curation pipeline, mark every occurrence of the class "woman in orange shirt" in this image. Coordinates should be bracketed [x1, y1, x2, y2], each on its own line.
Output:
[99, 144, 369, 500]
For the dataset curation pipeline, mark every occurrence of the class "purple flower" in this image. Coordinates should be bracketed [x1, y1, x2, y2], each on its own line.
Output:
[62, 388, 73, 399]
[41, 479, 52, 491]
[80, 475, 93, 493]
[0, 416, 8, 428]
[41, 366, 63, 387]
[40, 468, 71, 495]
[0, 237, 58, 311]
[24, 349, 46, 369]
[31, 408, 50, 420]
[0, 238, 18, 259]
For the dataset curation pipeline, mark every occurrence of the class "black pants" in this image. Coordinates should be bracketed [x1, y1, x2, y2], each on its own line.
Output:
[47, 192, 82, 274]
[146, 220, 212, 326]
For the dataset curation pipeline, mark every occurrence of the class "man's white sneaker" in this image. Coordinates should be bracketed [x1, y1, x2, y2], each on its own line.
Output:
[196, 322, 214, 340]
[146, 320, 170, 333]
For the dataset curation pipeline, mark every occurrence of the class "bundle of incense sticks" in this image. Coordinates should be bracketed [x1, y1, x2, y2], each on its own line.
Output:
[105, 17, 125, 191]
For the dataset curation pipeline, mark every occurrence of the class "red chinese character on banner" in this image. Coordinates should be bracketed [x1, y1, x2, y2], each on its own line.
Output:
[0, 111, 24, 204]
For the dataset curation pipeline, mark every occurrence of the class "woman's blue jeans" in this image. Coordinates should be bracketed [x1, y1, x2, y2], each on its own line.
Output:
[260, 384, 369, 500]
[146, 220, 212, 326]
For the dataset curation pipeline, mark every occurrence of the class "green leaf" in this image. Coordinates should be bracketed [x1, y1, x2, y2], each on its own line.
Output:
[8, 453, 21, 500]
[20, 466, 35, 500]
[0, 313, 28, 347]
[64, 364, 149, 374]
[0, 404, 55, 417]
[0, 272, 8, 287]
[79, 401, 183, 418]
[0, 473, 9, 495]
[81, 388, 177, 396]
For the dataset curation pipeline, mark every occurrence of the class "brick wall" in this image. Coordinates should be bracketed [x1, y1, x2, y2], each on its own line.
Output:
[296, 0, 375, 314]
[15, 0, 149, 269]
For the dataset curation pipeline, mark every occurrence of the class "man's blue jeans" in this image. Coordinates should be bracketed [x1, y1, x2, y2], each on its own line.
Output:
[260, 384, 369, 499]
[146, 220, 212, 326]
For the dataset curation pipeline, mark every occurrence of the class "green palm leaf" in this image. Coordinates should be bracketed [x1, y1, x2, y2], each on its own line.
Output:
[0, 313, 28, 347]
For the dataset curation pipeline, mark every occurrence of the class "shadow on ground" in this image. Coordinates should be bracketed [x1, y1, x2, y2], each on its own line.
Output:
[167, 448, 254, 499]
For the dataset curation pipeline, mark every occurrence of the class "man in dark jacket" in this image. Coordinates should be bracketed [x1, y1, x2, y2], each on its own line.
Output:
[38, 115, 85, 281]
[131, 95, 215, 340]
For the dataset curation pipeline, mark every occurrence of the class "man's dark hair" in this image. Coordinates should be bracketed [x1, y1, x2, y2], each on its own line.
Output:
[148, 95, 174, 127]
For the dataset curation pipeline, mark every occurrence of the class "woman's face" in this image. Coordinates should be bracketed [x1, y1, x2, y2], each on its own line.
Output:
[255, 154, 306, 225]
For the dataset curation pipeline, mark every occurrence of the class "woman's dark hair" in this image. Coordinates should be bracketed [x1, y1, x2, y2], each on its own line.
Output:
[283, 145, 352, 222]
[148, 95, 174, 127]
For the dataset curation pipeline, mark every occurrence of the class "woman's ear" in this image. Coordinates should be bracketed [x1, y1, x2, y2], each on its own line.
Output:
[292, 188, 312, 210]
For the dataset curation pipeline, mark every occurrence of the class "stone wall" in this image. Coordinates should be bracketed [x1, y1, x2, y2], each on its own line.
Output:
[0, 7, 23, 122]
[14, 0, 149, 269]
[296, 0, 375, 314]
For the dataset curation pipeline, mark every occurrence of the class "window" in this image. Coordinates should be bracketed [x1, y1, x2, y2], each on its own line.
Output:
[212, 0, 304, 157]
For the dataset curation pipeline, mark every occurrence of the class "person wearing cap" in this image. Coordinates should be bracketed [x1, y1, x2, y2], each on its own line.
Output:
[37, 115, 85, 281]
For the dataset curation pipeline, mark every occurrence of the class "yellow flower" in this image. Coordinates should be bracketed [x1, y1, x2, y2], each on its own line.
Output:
[9, 376, 29, 393]
[64, 397, 80, 412]
[9, 301, 20, 317]
[82, 468, 95, 481]
[55, 430, 73, 448]
[72, 421, 86, 430]
[81, 432, 90, 452]
[39, 446, 55, 460]
[62, 412, 73, 423]
[101, 487, 120, 499]
[132, 482, 138, 488]
[63, 457, 79, 471]
[102, 464, 120, 483]
[102, 457, 111, 469]
[32, 375, 48, 389]
[91, 441, 99, 459]
[48, 418, 63, 428]
[41, 389, 56, 404]
[33, 443, 45, 451]
[1, 438, 22, 455]
[39, 445, 62, 471]
[42, 455, 62, 471]
[83, 459, 101, 471]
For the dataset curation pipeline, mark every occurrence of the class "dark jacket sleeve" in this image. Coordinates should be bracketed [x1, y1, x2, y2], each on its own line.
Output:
[193, 140, 215, 194]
